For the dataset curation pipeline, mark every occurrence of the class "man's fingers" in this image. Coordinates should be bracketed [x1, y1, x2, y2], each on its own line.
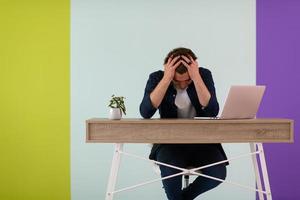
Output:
[181, 60, 190, 68]
[169, 56, 181, 67]
[167, 56, 173, 65]
[180, 55, 191, 64]
[173, 60, 182, 68]
[188, 55, 196, 64]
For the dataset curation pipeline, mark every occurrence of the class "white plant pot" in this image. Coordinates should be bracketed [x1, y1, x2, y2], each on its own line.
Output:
[109, 108, 122, 120]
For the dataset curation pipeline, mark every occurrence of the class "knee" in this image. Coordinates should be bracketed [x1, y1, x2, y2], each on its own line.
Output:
[213, 164, 227, 182]
[157, 158, 185, 178]
[204, 164, 227, 182]
[199, 165, 227, 191]
[159, 164, 181, 177]
[216, 164, 227, 180]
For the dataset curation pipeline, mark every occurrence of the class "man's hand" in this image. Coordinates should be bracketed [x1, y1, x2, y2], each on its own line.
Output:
[150, 55, 180, 109]
[181, 55, 201, 81]
[181, 55, 211, 107]
[163, 56, 181, 82]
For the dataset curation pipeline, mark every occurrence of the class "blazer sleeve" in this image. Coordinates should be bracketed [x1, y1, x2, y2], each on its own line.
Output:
[200, 69, 219, 117]
[139, 72, 162, 119]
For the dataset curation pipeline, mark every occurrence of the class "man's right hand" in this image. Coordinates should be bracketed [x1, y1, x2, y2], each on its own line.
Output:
[150, 55, 181, 109]
[163, 55, 181, 82]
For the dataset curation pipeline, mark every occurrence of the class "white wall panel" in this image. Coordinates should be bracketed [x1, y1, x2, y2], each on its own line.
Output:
[71, 0, 256, 199]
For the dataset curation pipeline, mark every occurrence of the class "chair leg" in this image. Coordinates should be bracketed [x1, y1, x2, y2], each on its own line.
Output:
[183, 175, 189, 188]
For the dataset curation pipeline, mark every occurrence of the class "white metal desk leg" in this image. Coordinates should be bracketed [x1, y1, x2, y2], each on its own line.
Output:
[257, 143, 272, 200]
[106, 143, 123, 200]
[250, 143, 264, 200]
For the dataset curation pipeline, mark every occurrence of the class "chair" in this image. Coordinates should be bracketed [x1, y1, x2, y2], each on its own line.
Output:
[183, 174, 190, 188]
[149, 144, 201, 189]
[153, 163, 200, 188]
[183, 167, 201, 188]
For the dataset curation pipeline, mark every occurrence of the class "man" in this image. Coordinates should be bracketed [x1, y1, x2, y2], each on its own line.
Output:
[140, 47, 228, 200]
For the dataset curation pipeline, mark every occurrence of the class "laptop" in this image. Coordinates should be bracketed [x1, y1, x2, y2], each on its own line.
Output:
[194, 85, 266, 120]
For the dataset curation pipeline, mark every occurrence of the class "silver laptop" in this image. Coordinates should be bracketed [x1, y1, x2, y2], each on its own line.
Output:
[195, 85, 266, 120]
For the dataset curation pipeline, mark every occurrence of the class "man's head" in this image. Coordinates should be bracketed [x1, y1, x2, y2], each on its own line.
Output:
[164, 47, 197, 74]
[173, 72, 192, 89]
[164, 47, 197, 89]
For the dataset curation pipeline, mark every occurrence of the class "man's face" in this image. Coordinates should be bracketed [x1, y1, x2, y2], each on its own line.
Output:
[173, 72, 192, 90]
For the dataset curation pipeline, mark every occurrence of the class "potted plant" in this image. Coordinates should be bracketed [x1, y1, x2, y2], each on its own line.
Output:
[108, 95, 126, 120]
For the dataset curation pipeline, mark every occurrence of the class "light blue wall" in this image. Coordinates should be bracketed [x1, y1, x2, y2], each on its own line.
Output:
[71, 0, 256, 199]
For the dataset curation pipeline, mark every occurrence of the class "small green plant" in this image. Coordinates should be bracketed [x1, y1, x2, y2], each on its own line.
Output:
[108, 95, 126, 115]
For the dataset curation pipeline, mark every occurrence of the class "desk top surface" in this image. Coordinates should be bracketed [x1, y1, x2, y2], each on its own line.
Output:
[86, 118, 294, 143]
[87, 118, 293, 124]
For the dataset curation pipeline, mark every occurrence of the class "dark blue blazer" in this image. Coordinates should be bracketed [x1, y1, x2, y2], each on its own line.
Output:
[140, 67, 228, 164]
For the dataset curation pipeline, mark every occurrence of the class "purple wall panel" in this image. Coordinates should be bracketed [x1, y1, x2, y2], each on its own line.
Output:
[257, 0, 300, 199]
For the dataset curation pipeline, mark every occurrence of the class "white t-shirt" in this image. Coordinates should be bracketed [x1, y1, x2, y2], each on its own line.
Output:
[175, 88, 197, 118]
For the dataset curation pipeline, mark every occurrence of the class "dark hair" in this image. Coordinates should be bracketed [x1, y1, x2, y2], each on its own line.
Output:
[163, 47, 197, 74]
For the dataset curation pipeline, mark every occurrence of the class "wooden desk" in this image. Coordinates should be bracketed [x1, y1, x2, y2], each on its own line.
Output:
[86, 118, 293, 200]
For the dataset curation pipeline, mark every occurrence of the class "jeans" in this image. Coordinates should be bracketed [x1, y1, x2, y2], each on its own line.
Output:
[156, 144, 227, 200]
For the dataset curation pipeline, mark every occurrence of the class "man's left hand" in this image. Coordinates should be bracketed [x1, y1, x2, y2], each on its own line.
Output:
[181, 55, 201, 81]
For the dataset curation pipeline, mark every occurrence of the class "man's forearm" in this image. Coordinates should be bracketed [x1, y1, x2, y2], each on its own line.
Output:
[150, 77, 171, 108]
[193, 75, 211, 107]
